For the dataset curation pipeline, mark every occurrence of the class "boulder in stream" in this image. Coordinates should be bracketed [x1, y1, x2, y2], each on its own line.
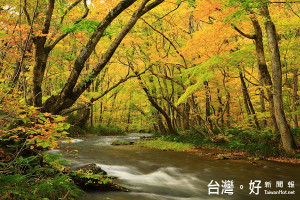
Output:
[111, 140, 134, 146]
[72, 163, 107, 175]
[70, 163, 129, 192]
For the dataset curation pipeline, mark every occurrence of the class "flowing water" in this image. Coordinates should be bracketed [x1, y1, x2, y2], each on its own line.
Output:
[49, 133, 300, 200]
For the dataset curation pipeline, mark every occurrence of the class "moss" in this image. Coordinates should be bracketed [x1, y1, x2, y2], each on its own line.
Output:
[111, 140, 134, 146]
[69, 164, 129, 192]
[136, 138, 194, 151]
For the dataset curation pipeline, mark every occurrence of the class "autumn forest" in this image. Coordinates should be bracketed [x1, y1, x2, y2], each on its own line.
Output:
[0, 0, 300, 199]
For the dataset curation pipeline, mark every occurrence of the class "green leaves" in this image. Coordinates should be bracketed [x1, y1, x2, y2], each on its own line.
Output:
[221, 0, 268, 25]
[62, 19, 99, 35]
[178, 0, 197, 8]
[223, 0, 268, 10]
[0, 30, 8, 37]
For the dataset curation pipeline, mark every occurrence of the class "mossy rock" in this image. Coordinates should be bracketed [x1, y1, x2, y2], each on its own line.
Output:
[72, 163, 107, 175]
[111, 140, 134, 146]
[70, 163, 129, 192]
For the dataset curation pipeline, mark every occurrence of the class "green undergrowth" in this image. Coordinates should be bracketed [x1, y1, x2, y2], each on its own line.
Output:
[68, 123, 126, 136]
[0, 104, 83, 199]
[88, 124, 125, 135]
[0, 154, 82, 200]
[139, 127, 300, 157]
[136, 138, 195, 151]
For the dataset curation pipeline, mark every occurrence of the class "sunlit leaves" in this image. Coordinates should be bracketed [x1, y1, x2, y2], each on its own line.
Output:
[62, 20, 99, 35]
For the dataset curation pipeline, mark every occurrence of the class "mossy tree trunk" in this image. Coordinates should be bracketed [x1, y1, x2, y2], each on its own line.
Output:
[261, 5, 297, 156]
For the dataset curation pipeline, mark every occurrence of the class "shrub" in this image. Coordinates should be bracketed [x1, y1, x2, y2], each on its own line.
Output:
[0, 99, 81, 200]
[88, 123, 125, 135]
[0, 155, 82, 200]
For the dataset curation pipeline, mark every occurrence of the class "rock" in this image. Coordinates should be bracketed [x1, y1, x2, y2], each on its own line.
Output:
[72, 163, 107, 175]
[216, 155, 229, 160]
[69, 163, 129, 192]
[140, 136, 152, 140]
[251, 161, 258, 165]
[111, 140, 134, 146]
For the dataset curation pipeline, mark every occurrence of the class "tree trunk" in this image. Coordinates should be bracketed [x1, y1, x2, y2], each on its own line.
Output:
[32, 0, 55, 107]
[99, 102, 103, 123]
[217, 88, 224, 126]
[134, 70, 177, 135]
[32, 41, 50, 107]
[261, 5, 297, 156]
[107, 93, 117, 126]
[258, 71, 267, 128]
[178, 103, 190, 130]
[225, 92, 230, 126]
[292, 69, 298, 128]
[204, 81, 213, 130]
[221, 69, 231, 127]
[157, 115, 168, 134]
[10, 61, 22, 89]
[250, 14, 279, 132]
[239, 72, 260, 130]
[76, 106, 90, 128]
[42, 0, 164, 114]
[126, 104, 131, 132]
[90, 104, 93, 128]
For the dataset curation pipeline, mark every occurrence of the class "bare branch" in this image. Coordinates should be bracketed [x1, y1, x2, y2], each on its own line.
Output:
[47, 0, 89, 50]
[270, 1, 300, 3]
[23, 0, 31, 25]
[60, 0, 82, 24]
[61, 68, 149, 115]
[244, 75, 260, 86]
[141, 18, 188, 69]
[150, 71, 186, 89]
[156, 1, 182, 20]
[0, 0, 39, 102]
[288, 4, 300, 18]
[233, 25, 256, 39]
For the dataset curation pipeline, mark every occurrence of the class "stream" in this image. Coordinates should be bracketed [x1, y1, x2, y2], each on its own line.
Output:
[49, 133, 299, 200]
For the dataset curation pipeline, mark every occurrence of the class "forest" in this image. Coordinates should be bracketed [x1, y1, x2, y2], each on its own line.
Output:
[0, 0, 299, 199]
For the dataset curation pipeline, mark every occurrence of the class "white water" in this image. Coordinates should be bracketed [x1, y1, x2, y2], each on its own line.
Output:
[57, 135, 300, 200]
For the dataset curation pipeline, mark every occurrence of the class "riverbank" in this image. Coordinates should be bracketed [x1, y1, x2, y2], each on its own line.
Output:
[135, 135, 300, 164]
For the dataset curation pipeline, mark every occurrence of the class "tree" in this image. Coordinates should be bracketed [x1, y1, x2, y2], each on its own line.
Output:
[7, 0, 165, 114]
[260, 4, 297, 156]
[233, 12, 279, 132]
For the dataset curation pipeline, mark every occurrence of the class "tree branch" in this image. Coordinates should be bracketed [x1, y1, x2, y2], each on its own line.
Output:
[244, 75, 260, 86]
[233, 25, 256, 39]
[162, 95, 207, 136]
[0, 0, 39, 102]
[60, 0, 82, 24]
[269, 1, 300, 3]
[47, 0, 89, 50]
[73, 0, 165, 99]
[141, 18, 188, 69]
[150, 71, 186, 89]
[156, 1, 181, 20]
[61, 68, 149, 115]
[42, 0, 55, 35]
[59, 0, 137, 98]
[23, 0, 31, 25]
